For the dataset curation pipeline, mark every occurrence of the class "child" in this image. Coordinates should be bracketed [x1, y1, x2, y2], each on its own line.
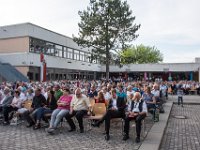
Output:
[177, 86, 184, 107]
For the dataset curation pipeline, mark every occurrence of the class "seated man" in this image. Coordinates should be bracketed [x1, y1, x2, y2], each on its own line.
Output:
[88, 84, 98, 99]
[3, 90, 22, 125]
[66, 88, 91, 133]
[123, 92, 147, 143]
[92, 88, 126, 141]
[0, 87, 13, 112]
[0, 87, 13, 114]
[24, 88, 46, 127]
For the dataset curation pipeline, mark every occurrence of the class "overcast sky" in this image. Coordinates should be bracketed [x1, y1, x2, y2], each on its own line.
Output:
[1, 0, 200, 63]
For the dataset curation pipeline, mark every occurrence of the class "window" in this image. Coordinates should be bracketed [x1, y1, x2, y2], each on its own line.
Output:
[74, 50, 79, 60]
[29, 37, 93, 62]
[80, 52, 84, 61]
[46, 42, 55, 56]
[63, 47, 67, 58]
[55, 45, 63, 57]
[67, 49, 73, 59]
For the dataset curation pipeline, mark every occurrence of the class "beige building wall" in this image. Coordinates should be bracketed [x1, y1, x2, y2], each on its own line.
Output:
[15, 66, 29, 77]
[0, 37, 29, 53]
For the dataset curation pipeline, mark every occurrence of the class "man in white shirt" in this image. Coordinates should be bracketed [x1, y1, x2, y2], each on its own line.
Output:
[102, 87, 111, 101]
[66, 88, 91, 133]
[123, 92, 147, 143]
[160, 82, 168, 99]
[151, 84, 160, 102]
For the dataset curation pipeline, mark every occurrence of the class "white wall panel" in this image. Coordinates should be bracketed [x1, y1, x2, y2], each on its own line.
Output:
[0, 52, 101, 71]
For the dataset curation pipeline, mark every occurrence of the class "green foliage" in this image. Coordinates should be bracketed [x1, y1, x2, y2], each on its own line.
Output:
[120, 44, 163, 64]
[73, 0, 140, 79]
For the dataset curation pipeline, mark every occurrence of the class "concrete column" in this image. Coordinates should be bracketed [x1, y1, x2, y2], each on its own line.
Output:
[168, 72, 172, 81]
[190, 72, 193, 81]
[148, 73, 151, 80]
[94, 72, 96, 80]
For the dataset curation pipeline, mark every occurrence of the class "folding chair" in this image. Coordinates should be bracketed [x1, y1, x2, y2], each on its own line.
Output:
[84, 103, 106, 131]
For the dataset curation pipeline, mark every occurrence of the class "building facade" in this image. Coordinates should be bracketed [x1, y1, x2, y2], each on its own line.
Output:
[0, 23, 200, 82]
[0, 23, 101, 81]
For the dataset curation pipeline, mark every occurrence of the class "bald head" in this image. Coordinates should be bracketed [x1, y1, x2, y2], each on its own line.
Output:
[153, 84, 159, 90]
[133, 92, 141, 101]
[75, 88, 82, 98]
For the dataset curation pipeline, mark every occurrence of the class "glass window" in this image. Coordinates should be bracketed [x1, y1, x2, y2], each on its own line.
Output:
[80, 52, 84, 61]
[29, 38, 46, 53]
[63, 47, 67, 58]
[45, 42, 55, 56]
[74, 50, 79, 60]
[67, 49, 73, 59]
[55, 45, 63, 57]
[29, 37, 94, 62]
[85, 53, 90, 62]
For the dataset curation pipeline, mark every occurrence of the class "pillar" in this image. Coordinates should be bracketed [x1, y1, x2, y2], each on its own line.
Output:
[168, 72, 172, 81]
[190, 72, 193, 81]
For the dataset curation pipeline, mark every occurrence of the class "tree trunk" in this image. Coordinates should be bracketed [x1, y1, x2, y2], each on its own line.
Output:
[105, 7, 110, 81]
[106, 52, 109, 81]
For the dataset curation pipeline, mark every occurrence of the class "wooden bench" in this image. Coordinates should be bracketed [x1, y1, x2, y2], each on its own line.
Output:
[189, 90, 197, 95]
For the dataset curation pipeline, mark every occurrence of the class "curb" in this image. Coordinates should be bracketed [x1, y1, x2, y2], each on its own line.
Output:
[138, 100, 173, 150]
[173, 102, 200, 105]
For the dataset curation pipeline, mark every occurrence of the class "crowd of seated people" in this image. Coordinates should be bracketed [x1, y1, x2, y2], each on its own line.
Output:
[169, 81, 200, 95]
[0, 79, 199, 143]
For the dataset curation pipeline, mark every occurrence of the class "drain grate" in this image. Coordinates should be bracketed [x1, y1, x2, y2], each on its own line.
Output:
[173, 115, 187, 119]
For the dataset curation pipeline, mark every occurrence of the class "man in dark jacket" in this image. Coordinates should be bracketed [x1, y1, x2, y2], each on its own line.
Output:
[25, 88, 46, 127]
[123, 92, 147, 143]
[0, 88, 13, 123]
[0, 87, 13, 112]
[92, 88, 126, 141]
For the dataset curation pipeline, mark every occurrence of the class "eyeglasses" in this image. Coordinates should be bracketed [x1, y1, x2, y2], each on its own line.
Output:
[76, 93, 81, 96]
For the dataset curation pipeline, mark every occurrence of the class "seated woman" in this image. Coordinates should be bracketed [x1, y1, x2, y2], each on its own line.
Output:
[94, 91, 106, 103]
[142, 86, 156, 109]
[3, 90, 22, 125]
[26, 88, 35, 101]
[33, 90, 57, 129]
[142, 86, 156, 119]
[46, 88, 72, 134]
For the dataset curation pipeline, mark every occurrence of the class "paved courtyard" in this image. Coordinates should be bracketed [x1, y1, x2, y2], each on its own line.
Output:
[160, 103, 200, 150]
[0, 116, 154, 150]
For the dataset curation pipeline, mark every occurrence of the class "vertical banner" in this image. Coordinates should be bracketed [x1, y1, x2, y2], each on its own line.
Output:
[144, 72, 147, 81]
[43, 62, 46, 82]
[40, 62, 43, 82]
[40, 53, 46, 82]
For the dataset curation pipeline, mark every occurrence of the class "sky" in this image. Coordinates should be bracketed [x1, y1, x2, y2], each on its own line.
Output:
[0, 0, 200, 63]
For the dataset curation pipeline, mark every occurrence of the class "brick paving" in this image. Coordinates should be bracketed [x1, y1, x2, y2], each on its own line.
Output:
[160, 104, 200, 150]
[0, 116, 154, 150]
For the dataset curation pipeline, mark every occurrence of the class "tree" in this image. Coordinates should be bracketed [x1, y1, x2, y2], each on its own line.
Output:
[120, 44, 163, 64]
[73, 0, 140, 80]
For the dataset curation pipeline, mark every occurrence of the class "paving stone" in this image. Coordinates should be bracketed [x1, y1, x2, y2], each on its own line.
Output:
[160, 103, 200, 150]
[0, 116, 154, 150]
